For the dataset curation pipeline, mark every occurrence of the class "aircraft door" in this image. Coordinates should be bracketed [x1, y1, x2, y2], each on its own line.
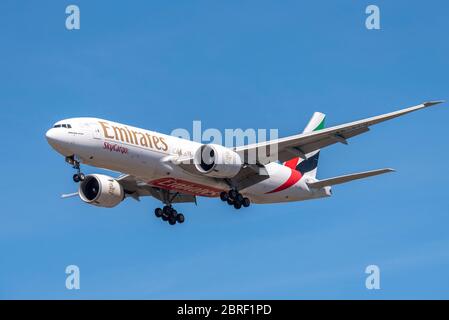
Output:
[91, 123, 102, 140]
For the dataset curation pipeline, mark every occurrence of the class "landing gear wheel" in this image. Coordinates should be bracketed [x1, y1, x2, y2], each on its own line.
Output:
[73, 173, 85, 183]
[163, 206, 172, 215]
[223, 189, 249, 209]
[177, 213, 185, 224]
[220, 191, 229, 201]
[236, 193, 244, 203]
[73, 172, 85, 183]
[155, 188, 187, 224]
[228, 189, 238, 200]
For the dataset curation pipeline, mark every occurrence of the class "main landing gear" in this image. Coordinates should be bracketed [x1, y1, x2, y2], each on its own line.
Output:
[154, 206, 185, 225]
[153, 189, 185, 226]
[66, 155, 85, 183]
[220, 190, 250, 210]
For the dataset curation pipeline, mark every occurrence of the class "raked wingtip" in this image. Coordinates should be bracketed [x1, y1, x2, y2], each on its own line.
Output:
[423, 100, 445, 107]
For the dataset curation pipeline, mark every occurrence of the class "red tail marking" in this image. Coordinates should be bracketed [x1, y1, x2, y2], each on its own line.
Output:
[266, 169, 302, 194]
[284, 158, 299, 170]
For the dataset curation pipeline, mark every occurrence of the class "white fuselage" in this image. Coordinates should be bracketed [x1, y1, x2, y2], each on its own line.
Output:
[46, 118, 331, 204]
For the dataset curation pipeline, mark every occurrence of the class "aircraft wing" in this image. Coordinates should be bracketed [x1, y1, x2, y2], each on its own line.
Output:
[235, 101, 444, 164]
[117, 174, 196, 203]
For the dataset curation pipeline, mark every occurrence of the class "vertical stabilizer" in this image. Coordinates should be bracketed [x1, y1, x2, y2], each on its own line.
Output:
[284, 112, 325, 178]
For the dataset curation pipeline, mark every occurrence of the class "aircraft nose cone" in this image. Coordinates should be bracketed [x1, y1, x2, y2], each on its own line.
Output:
[45, 128, 57, 144]
[46, 128, 66, 147]
[45, 128, 72, 155]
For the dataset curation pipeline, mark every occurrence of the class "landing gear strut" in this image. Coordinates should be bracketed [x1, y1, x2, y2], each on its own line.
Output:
[66, 155, 85, 183]
[220, 190, 250, 210]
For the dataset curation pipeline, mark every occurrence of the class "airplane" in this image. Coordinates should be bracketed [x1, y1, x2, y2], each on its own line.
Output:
[46, 101, 443, 225]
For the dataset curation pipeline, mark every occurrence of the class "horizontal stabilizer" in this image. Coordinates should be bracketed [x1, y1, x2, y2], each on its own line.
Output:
[307, 168, 395, 189]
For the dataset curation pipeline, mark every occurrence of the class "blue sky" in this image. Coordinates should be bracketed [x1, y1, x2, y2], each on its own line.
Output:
[0, 0, 448, 299]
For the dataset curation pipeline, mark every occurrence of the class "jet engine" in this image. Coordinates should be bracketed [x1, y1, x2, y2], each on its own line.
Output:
[194, 144, 243, 178]
[78, 174, 124, 208]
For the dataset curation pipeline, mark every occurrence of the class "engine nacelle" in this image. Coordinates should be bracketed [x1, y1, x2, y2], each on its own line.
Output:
[78, 174, 124, 208]
[194, 144, 243, 178]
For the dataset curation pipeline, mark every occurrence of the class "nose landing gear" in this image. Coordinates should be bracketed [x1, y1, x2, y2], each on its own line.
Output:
[66, 155, 85, 183]
[220, 190, 250, 210]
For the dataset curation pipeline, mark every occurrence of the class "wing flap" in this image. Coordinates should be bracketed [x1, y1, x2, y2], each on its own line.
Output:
[307, 168, 395, 189]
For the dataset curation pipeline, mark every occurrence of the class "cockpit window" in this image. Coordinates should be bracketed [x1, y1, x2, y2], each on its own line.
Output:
[54, 124, 72, 129]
